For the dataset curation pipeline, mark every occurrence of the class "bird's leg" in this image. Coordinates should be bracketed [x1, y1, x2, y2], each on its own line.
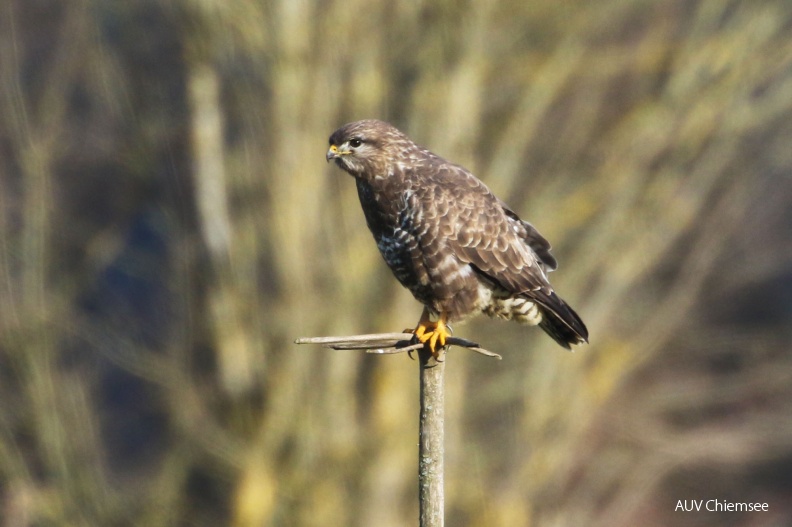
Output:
[411, 307, 450, 359]
[411, 307, 433, 341]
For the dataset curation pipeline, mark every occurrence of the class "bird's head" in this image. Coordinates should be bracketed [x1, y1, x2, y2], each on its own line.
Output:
[326, 119, 409, 179]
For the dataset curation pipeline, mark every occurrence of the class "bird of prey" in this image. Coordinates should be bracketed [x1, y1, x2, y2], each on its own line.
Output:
[327, 119, 588, 358]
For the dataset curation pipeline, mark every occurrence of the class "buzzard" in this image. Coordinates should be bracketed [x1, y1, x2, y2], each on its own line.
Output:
[327, 119, 587, 357]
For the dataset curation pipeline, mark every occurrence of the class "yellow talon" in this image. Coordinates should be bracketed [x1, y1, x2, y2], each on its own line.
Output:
[411, 308, 450, 359]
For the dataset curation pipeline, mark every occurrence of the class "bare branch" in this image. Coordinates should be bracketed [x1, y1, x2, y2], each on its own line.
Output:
[294, 332, 503, 526]
[294, 333, 502, 359]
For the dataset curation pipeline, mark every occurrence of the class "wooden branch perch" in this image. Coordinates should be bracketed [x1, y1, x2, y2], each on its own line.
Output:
[294, 332, 502, 359]
[295, 332, 500, 527]
[418, 346, 444, 527]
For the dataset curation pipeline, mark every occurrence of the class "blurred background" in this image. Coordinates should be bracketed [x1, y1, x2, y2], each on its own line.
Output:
[1, 0, 791, 525]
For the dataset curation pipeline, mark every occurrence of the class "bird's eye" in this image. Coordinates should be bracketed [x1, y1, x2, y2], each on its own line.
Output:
[349, 138, 363, 148]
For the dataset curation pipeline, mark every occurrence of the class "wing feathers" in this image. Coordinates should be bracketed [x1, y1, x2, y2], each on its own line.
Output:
[398, 156, 587, 347]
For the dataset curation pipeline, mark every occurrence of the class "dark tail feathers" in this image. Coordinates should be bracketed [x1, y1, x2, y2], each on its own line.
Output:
[537, 293, 588, 350]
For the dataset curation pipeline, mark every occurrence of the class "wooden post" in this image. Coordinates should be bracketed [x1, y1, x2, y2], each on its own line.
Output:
[294, 333, 499, 527]
[418, 348, 444, 527]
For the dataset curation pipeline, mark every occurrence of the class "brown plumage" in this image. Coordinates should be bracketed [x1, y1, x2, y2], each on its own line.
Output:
[327, 119, 588, 355]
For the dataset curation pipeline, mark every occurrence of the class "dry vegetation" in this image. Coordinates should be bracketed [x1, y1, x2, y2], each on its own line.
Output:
[1, 0, 791, 525]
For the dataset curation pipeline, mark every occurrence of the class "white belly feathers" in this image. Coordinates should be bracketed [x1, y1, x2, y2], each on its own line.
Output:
[477, 282, 543, 326]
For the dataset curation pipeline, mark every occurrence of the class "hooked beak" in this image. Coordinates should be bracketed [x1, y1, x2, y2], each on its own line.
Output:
[326, 144, 349, 162]
[326, 144, 339, 162]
